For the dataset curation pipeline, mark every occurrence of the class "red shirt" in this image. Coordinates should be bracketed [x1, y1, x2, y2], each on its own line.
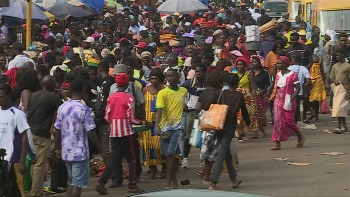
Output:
[105, 92, 142, 137]
[6, 67, 19, 88]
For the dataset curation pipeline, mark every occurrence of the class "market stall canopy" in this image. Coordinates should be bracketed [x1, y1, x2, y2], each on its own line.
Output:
[34, 0, 80, 8]
[157, 0, 209, 15]
[47, 1, 93, 20]
[104, 0, 122, 9]
[0, 0, 49, 22]
[79, 0, 104, 13]
[35, 4, 55, 22]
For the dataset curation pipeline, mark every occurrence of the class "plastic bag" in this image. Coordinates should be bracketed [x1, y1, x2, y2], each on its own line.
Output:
[23, 154, 32, 192]
[189, 119, 202, 148]
[320, 99, 330, 114]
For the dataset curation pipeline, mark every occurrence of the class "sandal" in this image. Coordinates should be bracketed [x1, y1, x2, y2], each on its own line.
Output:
[159, 171, 167, 179]
[232, 179, 243, 188]
[270, 146, 281, 150]
[297, 138, 305, 148]
[202, 180, 210, 185]
[209, 186, 221, 191]
[196, 171, 204, 177]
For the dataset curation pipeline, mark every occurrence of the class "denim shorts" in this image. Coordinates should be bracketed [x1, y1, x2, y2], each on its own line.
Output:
[161, 130, 181, 155]
[66, 159, 90, 187]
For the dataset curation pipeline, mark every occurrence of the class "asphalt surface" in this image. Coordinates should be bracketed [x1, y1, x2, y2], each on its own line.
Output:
[42, 114, 350, 197]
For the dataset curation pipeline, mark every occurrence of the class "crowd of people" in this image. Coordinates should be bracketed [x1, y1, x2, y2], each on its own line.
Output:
[0, 0, 350, 197]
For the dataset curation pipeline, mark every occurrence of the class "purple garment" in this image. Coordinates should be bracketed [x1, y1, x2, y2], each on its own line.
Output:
[54, 100, 96, 162]
[259, 36, 275, 58]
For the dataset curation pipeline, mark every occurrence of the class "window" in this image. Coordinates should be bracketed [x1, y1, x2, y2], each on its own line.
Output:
[305, 3, 311, 22]
[289, 1, 301, 20]
[319, 10, 350, 33]
[262, 2, 288, 12]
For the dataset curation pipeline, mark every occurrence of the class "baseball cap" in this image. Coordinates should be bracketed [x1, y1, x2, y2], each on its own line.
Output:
[10, 42, 25, 50]
[84, 37, 95, 43]
[134, 42, 147, 48]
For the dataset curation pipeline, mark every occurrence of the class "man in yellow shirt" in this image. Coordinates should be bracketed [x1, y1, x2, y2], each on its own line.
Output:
[155, 68, 187, 189]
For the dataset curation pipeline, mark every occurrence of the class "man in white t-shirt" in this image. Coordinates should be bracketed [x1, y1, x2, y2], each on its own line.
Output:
[0, 83, 30, 197]
[288, 52, 311, 122]
[7, 42, 35, 70]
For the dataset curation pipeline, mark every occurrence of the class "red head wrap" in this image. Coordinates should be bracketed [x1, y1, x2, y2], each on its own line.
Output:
[278, 56, 291, 67]
[115, 73, 129, 86]
[61, 82, 70, 88]
[235, 56, 251, 68]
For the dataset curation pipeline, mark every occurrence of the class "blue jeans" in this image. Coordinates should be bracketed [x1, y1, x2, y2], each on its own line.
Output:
[161, 130, 181, 156]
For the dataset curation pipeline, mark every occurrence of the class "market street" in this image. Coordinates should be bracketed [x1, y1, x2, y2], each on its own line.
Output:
[46, 114, 350, 197]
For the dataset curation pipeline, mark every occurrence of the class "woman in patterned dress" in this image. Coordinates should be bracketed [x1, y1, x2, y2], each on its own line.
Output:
[249, 55, 272, 139]
[270, 56, 304, 150]
[139, 69, 166, 179]
[232, 57, 257, 142]
[309, 54, 327, 121]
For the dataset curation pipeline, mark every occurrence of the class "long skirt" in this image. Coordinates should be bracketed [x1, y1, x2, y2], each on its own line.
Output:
[271, 93, 300, 142]
[250, 95, 269, 132]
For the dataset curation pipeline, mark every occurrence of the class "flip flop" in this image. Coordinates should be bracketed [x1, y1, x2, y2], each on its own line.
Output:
[209, 186, 221, 191]
[159, 171, 167, 179]
[196, 171, 204, 177]
[270, 146, 281, 150]
[297, 138, 305, 148]
[232, 179, 243, 188]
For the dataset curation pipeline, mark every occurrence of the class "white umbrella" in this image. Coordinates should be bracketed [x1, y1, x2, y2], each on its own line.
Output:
[157, 0, 209, 15]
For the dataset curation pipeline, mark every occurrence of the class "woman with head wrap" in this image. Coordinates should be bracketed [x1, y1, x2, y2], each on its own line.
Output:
[138, 68, 167, 179]
[229, 56, 257, 142]
[270, 56, 304, 150]
[249, 55, 271, 139]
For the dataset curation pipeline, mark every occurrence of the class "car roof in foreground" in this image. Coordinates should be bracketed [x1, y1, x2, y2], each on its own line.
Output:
[126, 189, 271, 197]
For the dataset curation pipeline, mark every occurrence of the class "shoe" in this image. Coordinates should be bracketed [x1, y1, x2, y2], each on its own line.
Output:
[199, 160, 204, 168]
[181, 158, 188, 169]
[128, 186, 145, 193]
[95, 184, 108, 195]
[109, 182, 122, 188]
[341, 127, 350, 134]
[334, 128, 342, 134]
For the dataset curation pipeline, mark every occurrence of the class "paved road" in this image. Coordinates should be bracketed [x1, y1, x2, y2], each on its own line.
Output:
[48, 114, 350, 197]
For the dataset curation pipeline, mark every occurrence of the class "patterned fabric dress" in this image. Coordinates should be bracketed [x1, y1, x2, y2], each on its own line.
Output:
[271, 71, 300, 142]
[309, 57, 327, 102]
[250, 70, 269, 132]
[232, 71, 252, 132]
[139, 87, 165, 167]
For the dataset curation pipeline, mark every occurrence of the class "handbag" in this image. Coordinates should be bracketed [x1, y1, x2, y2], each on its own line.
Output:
[189, 119, 202, 148]
[200, 90, 229, 131]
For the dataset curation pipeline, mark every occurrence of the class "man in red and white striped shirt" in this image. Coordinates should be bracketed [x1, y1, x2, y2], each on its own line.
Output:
[96, 73, 151, 194]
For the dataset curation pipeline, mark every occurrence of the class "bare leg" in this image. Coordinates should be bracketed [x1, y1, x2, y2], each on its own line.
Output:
[70, 186, 81, 197]
[203, 159, 213, 182]
[183, 139, 192, 158]
[341, 117, 348, 131]
[66, 185, 72, 196]
[313, 101, 320, 121]
[167, 153, 178, 188]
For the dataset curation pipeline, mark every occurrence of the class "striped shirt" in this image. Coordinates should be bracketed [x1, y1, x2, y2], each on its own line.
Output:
[105, 92, 142, 137]
[285, 43, 313, 67]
